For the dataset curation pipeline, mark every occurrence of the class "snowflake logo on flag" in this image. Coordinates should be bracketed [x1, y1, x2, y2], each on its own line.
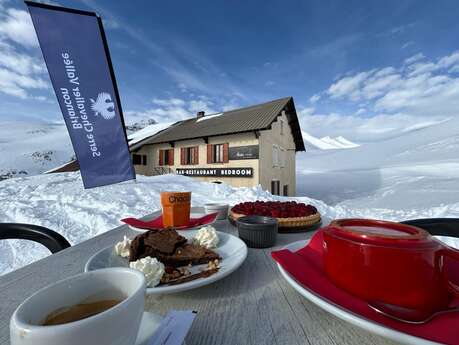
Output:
[90, 92, 115, 120]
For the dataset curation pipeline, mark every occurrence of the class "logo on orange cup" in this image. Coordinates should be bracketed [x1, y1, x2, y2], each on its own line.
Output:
[168, 194, 191, 204]
[160, 192, 191, 227]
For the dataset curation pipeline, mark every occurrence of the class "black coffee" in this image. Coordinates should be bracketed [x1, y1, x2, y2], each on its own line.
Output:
[43, 299, 121, 325]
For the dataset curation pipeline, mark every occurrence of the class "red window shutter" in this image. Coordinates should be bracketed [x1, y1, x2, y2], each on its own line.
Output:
[194, 146, 199, 165]
[207, 144, 212, 164]
[169, 149, 174, 165]
[223, 143, 229, 163]
[180, 148, 185, 165]
[159, 150, 164, 166]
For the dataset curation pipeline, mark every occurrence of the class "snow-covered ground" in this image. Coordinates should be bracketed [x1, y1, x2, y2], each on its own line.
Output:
[0, 118, 164, 179]
[0, 121, 74, 179]
[0, 173, 333, 275]
[297, 117, 459, 218]
[1, 116, 459, 276]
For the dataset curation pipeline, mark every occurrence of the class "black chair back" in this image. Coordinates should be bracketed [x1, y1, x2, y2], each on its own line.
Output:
[0, 223, 71, 254]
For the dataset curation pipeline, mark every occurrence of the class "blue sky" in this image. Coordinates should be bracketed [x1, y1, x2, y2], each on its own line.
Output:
[0, 0, 458, 140]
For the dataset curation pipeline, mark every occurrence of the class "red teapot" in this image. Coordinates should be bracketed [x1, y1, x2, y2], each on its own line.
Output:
[322, 219, 459, 313]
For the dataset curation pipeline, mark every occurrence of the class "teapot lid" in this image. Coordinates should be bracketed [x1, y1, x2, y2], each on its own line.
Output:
[325, 219, 435, 247]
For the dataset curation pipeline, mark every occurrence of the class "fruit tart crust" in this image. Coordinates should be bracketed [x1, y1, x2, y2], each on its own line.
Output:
[230, 209, 321, 227]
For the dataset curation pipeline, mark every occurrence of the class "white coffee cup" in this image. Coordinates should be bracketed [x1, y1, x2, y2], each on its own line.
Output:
[10, 267, 146, 345]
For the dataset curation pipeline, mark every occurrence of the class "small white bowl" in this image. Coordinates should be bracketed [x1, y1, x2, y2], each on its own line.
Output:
[204, 203, 229, 220]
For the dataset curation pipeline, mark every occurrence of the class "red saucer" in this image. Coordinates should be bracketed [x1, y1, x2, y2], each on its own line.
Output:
[272, 230, 459, 345]
[121, 212, 218, 230]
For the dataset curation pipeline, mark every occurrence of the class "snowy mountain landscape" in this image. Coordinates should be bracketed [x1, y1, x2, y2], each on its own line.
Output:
[0, 120, 73, 180]
[0, 118, 169, 180]
[301, 130, 360, 150]
[0, 116, 458, 275]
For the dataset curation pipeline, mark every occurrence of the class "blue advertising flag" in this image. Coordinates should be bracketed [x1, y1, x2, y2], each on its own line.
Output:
[25, 1, 136, 188]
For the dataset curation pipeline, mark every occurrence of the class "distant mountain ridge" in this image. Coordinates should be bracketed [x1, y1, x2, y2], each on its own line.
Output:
[301, 131, 360, 150]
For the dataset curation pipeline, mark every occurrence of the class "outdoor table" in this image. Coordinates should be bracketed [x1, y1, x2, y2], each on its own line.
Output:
[0, 207, 397, 345]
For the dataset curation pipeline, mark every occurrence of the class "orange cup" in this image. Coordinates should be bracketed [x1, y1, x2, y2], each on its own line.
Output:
[160, 191, 191, 227]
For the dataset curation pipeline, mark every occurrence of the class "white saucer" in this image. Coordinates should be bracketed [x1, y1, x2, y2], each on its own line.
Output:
[276, 240, 440, 345]
[85, 230, 247, 294]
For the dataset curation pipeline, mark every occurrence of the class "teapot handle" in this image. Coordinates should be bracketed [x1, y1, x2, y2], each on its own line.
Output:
[438, 247, 459, 297]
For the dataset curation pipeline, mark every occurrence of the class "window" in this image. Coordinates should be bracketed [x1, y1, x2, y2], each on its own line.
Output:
[280, 148, 285, 168]
[272, 145, 279, 167]
[271, 180, 280, 196]
[283, 185, 289, 196]
[213, 144, 224, 163]
[159, 149, 174, 166]
[280, 119, 284, 135]
[207, 143, 229, 164]
[181, 146, 199, 165]
[132, 154, 147, 166]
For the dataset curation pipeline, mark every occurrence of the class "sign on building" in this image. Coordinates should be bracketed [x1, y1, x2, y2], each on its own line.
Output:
[228, 145, 259, 160]
[176, 168, 253, 178]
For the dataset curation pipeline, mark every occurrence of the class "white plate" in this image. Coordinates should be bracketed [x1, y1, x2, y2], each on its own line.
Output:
[129, 212, 216, 233]
[85, 230, 247, 294]
[276, 240, 440, 345]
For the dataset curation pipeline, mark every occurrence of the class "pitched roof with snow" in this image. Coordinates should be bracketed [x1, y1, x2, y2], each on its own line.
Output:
[131, 97, 305, 152]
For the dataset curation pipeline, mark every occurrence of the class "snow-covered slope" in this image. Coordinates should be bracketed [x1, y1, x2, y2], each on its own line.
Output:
[0, 173, 331, 275]
[297, 118, 459, 218]
[0, 121, 74, 180]
[302, 130, 359, 150]
[0, 118, 161, 180]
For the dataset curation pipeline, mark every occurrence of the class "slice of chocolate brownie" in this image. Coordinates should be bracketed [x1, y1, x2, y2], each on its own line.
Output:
[129, 229, 187, 262]
[156, 243, 221, 267]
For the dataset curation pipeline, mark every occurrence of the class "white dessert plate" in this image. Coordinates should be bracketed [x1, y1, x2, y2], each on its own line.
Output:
[85, 230, 247, 295]
[276, 239, 440, 345]
[128, 212, 217, 233]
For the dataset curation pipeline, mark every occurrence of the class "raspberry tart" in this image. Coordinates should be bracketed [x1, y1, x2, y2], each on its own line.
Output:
[230, 201, 321, 228]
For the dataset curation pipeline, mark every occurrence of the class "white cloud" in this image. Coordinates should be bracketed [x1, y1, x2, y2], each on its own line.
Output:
[298, 107, 315, 116]
[361, 73, 401, 99]
[437, 51, 459, 69]
[188, 99, 215, 114]
[0, 42, 45, 75]
[309, 94, 320, 103]
[0, 9, 38, 48]
[404, 53, 425, 65]
[301, 50, 459, 141]
[0, 68, 48, 98]
[103, 18, 120, 30]
[0, 37, 49, 99]
[401, 41, 414, 49]
[327, 71, 372, 101]
[126, 97, 217, 124]
[407, 62, 437, 76]
[152, 98, 186, 107]
[322, 50, 459, 118]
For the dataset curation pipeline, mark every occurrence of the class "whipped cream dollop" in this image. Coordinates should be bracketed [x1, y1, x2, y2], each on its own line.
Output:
[114, 236, 131, 258]
[129, 256, 165, 287]
[193, 225, 219, 249]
